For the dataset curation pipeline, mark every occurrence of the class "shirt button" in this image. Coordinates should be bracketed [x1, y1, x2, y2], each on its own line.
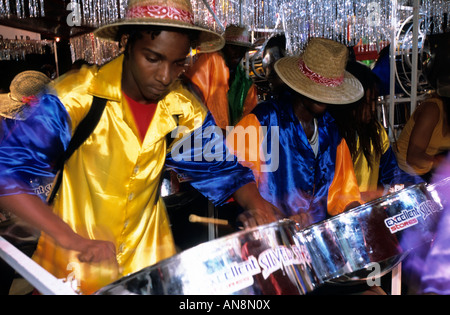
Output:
[128, 193, 134, 201]
[134, 166, 139, 174]
[124, 220, 129, 228]
[119, 243, 125, 253]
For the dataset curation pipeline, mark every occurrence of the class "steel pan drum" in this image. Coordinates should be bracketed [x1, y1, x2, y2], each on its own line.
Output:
[96, 181, 446, 295]
[294, 182, 444, 283]
[95, 220, 319, 295]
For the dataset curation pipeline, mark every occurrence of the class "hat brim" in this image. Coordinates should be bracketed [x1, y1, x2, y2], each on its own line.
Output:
[274, 56, 364, 105]
[0, 93, 26, 120]
[225, 41, 253, 49]
[94, 19, 225, 53]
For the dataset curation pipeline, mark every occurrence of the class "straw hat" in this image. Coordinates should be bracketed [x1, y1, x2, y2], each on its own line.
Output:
[94, 0, 225, 53]
[0, 71, 50, 120]
[274, 37, 363, 105]
[223, 25, 252, 48]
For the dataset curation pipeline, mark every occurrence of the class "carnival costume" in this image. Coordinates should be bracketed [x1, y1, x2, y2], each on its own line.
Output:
[227, 91, 361, 224]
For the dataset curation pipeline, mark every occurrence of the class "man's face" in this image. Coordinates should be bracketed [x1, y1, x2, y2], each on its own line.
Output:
[222, 44, 248, 70]
[361, 88, 377, 124]
[124, 30, 191, 103]
[300, 94, 328, 116]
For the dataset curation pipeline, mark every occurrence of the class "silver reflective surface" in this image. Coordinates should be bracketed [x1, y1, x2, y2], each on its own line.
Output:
[295, 182, 443, 283]
[95, 181, 446, 295]
[95, 220, 319, 295]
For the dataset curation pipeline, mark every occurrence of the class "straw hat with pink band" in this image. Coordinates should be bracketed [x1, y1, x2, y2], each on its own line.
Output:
[94, 0, 225, 53]
[274, 37, 364, 105]
[223, 25, 253, 48]
[0, 71, 51, 120]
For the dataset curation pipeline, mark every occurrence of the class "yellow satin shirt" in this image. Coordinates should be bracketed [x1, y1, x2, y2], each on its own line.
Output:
[33, 54, 208, 294]
[353, 123, 391, 193]
[396, 98, 450, 175]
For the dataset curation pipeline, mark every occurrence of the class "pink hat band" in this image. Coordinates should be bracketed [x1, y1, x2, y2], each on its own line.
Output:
[225, 34, 250, 43]
[298, 58, 344, 87]
[126, 5, 194, 24]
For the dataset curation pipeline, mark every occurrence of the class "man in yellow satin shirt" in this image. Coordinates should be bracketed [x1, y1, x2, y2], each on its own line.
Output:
[0, 0, 279, 294]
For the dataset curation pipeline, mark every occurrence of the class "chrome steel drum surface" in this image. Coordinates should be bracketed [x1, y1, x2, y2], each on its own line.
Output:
[95, 220, 319, 295]
[294, 182, 444, 283]
[426, 177, 450, 210]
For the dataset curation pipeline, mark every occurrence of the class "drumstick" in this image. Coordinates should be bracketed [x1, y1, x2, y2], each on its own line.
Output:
[189, 214, 229, 226]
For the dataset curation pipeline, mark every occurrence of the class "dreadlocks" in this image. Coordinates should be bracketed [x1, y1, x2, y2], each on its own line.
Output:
[329, 61, 383, 170]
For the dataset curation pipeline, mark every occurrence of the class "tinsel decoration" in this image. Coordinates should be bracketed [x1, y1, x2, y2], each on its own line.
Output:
[0, 0, 45, 18]
[1, 0, 450, 60]
[68, 0, 450, 56]
[0, 39, 53, 61]
[191, 0, 450, 54]
[69, 32, 119, 65]
[71, 0, 127, 27]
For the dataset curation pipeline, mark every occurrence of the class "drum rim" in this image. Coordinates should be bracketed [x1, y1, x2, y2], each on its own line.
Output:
[96, 218, 299, 293]
[298, 182, 428, 233]
[142, 219, 295, 269]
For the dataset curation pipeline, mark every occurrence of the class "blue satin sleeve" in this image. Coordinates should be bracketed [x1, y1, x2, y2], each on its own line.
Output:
[165, 112, 255, 206]
[379, 146, 423, 187]
[0, 93, 71, 201]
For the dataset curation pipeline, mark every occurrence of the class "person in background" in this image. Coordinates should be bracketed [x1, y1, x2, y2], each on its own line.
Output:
[40, 64, 57, 80]
[0, 0, 279, 294]
[372, 45, 396, 97]
[394, 34, 450, 293]
[0, 70, 51, 121]
[395, 33, 450, 183]
[328, 61, 422, 202]
[0, 70, 51, 295]
[185, 25, 258, 129]
[419, 155, 450, 294]
[395, 92, 450, 182]
[261, 34, 286, 99]
[227, 37, 363, 229]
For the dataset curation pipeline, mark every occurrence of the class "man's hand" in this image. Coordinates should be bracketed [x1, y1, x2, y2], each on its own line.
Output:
[0, 194, 119, 266]
[289, 212, 314, 230]
[233, 182, 284, 228]
[238, 207, 282, 229]
[72, 237, 117, 264]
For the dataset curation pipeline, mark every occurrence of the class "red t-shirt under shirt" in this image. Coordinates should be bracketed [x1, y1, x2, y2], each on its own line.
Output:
[123, 91, 157, 142]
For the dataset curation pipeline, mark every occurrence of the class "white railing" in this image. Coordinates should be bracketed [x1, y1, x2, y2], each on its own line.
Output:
[0, 236, 77, 295]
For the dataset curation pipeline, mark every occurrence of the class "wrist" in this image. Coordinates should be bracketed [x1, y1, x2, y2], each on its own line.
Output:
[54, 228, 87, 251]
[232, 182, 260, 210]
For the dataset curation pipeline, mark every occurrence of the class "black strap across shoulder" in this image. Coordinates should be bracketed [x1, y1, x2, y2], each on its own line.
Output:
[47, 96, 107, 204]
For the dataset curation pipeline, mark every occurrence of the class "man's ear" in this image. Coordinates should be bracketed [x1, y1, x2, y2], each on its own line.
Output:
[120, 34, 129, 52]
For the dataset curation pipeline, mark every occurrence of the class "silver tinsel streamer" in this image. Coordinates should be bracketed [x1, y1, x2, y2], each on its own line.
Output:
[0, 0, 45, 19]
[200, 0, 450, 55]
[0, 39, 53, 61]
[66, 0, 450, 62]
[69, 33, 119, 65]
[68, 0, 126, 28]
[0, 0, 449, 60]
